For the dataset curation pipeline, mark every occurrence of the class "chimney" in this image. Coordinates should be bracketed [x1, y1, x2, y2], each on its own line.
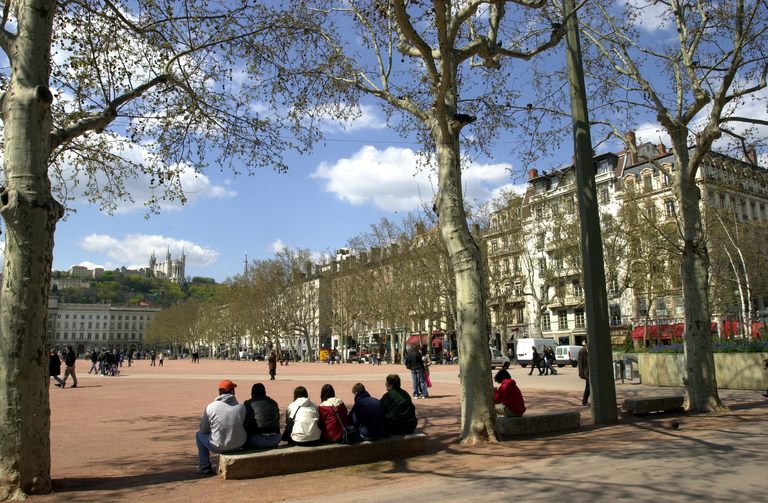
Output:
[656, 143, 667, 156]
[527, 168, 539, 180]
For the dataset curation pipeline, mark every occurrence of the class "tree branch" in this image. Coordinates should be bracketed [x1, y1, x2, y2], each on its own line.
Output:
[50, 74, 169, 150]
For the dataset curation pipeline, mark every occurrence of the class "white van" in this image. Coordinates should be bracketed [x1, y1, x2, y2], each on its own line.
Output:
[490, 347, 510, 369]
[515, 338, 557, 367]
[555, 345, 583, 367]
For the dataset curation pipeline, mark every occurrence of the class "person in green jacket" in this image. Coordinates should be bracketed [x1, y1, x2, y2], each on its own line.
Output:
[380, 374, 417, 435]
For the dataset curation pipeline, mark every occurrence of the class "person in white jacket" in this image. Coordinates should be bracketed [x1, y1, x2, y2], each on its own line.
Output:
[196, 379, 247, 475]
[284, 386, 321, 446]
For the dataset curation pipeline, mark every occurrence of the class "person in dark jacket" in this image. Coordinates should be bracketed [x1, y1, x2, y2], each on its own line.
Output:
[404, 346, 429, 399]
[528, 346, 543, 376]
[349, 383, 387, 439]
[48, 349, 65, 388]
[61, 346, 78, 388]
[243, 383, 281, 449]
[267, 351, 277, 380]
[577, 344, 590, 406]
[380, 374, 417, 435]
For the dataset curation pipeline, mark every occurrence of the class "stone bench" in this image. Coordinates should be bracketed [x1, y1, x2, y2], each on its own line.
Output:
[622, 395, 685, 415]
[496, 409, 580, 437]
[218, 433, 427, 479]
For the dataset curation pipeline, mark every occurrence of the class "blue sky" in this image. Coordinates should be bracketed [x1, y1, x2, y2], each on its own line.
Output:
[3, 1, 765, 283]
[50, 102, 526, 282]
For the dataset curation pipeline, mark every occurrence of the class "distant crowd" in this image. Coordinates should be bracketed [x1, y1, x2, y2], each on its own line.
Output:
[194, 374, 418, 475]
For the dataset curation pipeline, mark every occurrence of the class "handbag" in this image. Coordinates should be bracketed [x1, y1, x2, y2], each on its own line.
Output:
[332, 405, 361, 444]
[281, 406, 300, 442]
[425, 372, 432, 388]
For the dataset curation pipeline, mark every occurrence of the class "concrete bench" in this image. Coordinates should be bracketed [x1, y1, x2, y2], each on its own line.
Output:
[496, 409, 580, 437]
[218, 433, 426, 479]
[622, 395, 685, 415]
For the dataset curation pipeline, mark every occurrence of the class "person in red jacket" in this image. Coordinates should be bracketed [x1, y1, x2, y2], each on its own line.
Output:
[493, 373, 526, 417]
[317, 384, 351, 443]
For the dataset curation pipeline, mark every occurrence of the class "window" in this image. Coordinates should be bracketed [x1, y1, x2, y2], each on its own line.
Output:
[609, 305, 622, 326]
[572, 281, 583, 297]
[537, 233, 545, 250]
[540, 285, 548, 302]
[575, 309, 585, 329]
[558, 310, 568, 330]
[536, 206, 544, 219]
[665, 199, 675, 217]
[625, 178, 636, 193]
[655, 298, 667, 317]
[608, 278, 620, 296]
[514, 283, 523, 297]
[551, 203, 560, 215]
[752, 202, 758, 220]
[538, 257, 547, 271]
[502, 258, 510, 273]
[599, 188, 609, 204]
[541, 313, 551, 331]
[662, 173, 671, 186]
[646, 204, 656, 221]
[516, 306, 525, 324]
[513, 256, 521, 274]
[501, 236, 509, 250]
[597, 159, 610, 173]
[637, 298, 648, 317]
[491, 240, 498, 253]
[643, 174, 653, 192]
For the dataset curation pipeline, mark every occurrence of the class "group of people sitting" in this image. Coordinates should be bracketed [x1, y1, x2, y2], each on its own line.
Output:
[195, 373, 418, 475]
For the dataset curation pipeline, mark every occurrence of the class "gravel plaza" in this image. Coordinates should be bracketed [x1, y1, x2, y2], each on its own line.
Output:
[39, 358, 768, 502]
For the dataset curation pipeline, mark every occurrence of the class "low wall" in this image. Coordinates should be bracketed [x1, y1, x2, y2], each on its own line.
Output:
[637, 352, 768, 390]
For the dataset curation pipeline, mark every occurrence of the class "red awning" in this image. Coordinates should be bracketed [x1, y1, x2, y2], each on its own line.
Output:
[631, 323, 684, 340]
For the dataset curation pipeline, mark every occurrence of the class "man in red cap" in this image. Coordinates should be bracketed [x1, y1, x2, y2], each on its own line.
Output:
[195, 379, 247, 475]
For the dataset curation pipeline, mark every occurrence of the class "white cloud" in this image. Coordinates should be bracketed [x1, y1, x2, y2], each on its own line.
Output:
[312, 145, 513, 212]
[617, 0, 672, 33]
[58, 134, 236, 214]
[634, 122, 672, 148]
[270, 239, 287, 254]
[311, 104, 387, 134]
[79, 233, 218, 268]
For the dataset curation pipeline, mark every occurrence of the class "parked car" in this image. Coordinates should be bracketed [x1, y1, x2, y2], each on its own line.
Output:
[555, 345, 583, 367]
[490, 346, 510, 369]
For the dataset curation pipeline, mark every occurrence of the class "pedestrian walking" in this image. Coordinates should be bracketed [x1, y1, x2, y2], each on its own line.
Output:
[88, 350, 98, 374]
[48, 349, 65, 388]
[61, 345, 78, 388]
[159, 352, 165, 367]
[404, 346, 428, 399]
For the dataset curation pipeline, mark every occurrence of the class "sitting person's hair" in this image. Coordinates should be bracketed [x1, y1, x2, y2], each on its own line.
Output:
[386, 374, 401, 389]
[320, 384, 335, 403]
[293, 386, 309, 400]
[251, 383, 266, 399]
[351, 382, 366, 395]
[494, 372, 507, 384]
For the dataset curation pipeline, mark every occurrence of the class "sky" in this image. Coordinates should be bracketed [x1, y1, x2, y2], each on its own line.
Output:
[50, 113, 525, 282]
[2, 1, 766, 283]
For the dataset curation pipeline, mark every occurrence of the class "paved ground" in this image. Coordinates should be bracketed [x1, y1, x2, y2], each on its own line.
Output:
[35, 358, 767, 502]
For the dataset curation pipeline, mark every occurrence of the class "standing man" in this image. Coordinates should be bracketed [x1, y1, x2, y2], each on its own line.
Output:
[195, 379, 247, 475]
[150, 350, 157, 366]
[577, 343, 590, 406]
[61, 346, 78, 388]
[403, 345, 429, 399]
[267, 351, 277, 380]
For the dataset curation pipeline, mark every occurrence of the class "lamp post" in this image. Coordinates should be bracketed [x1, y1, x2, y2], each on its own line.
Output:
[563, 0, 618, 424]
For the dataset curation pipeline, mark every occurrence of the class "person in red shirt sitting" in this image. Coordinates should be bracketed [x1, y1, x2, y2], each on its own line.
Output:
[493, 372, 526, 417]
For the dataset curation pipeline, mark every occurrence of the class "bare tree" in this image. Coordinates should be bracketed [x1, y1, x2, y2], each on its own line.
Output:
[0, 0, 354, 496]
[568, 0, 768, 411]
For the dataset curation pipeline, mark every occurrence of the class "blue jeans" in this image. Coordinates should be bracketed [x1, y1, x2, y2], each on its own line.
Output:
[410, 369, 429, 397]
[246, 432, 281, 449]
[196, 431, 213, 466]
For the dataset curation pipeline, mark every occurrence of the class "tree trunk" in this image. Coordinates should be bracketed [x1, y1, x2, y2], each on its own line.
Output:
[0, 1, 62, 498]
[673, 143, 726, 412]
[434, 128, 495, 443]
